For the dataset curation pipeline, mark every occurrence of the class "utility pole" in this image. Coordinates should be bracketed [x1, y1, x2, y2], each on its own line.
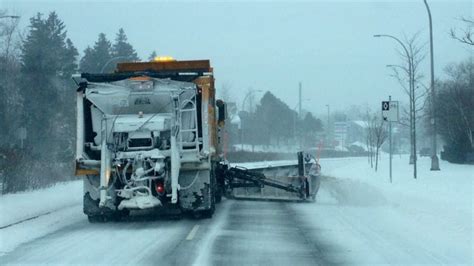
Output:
[389, 96, 393, 183]
[326, 104, 330, 148]
[423, 0, 440, 171]
[298, 82, 302, 150]
[298, 82, 302, 117]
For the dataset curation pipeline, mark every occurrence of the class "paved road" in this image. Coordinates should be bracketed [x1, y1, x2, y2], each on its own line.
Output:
[2, 171, 466, 265]
[1, 199, 333, 265]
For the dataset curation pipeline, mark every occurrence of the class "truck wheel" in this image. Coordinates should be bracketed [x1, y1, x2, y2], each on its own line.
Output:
[87, 210, 128, 223]
[84, 193, 127, 223]
[215, 186, 222, 203]
[87, 215, 106, 223]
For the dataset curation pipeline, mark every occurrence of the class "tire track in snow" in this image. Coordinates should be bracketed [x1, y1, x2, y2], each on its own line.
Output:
[0, 203, 81, 230]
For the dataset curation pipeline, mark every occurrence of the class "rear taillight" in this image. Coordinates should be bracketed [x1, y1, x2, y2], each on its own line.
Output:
[155, 182, 165, 195]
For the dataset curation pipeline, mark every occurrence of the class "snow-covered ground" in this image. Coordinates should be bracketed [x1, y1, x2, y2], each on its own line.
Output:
[0, 156, 472, 264]
[0, 181, 83, 255]
[294, 155, 473, 264]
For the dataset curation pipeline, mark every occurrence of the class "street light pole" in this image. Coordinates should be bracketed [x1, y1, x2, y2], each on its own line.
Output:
[326, 104, 330, 148]
[293, 100, 310, 150]
[389, 95, 393, 183]
[100, 56, 134, 73]
[0, 16, 20, 19]
[423, 0, 440, 171]
[374, 34, 417, 179]
[374, 34, 416, 164]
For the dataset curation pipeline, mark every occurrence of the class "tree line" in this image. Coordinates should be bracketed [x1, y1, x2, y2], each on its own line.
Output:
[0, 11, 145, 193]
[0, 10, 471, 193]
[434, 58, 473, 163]
[234, 91, 324, 151]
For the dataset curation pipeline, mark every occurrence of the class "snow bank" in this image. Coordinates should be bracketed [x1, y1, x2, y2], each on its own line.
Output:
[0, 180, 83, 227]
[295, 155, 473, 264]
[232, 144, 300, 153]
[0, 180, 84, 255]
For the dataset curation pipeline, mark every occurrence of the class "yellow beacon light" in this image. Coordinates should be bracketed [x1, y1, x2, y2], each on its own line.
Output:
[153, 56, 176, 62]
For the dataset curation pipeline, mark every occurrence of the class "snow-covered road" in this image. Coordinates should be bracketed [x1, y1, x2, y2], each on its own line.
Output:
[0, 156, 472, 265]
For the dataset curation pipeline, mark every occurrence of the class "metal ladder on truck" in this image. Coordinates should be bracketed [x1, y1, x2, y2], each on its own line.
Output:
[178, 96, 200, 151]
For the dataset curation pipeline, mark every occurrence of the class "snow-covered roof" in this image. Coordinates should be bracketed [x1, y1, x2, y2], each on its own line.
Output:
[351, 120, 368, 128]
[231, 115, 241, 126]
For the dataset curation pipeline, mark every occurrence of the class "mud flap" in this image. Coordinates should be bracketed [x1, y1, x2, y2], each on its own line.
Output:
[178, 170, 214, 213]
[83, 192, 116, 217]
[83, 175, 122, 221]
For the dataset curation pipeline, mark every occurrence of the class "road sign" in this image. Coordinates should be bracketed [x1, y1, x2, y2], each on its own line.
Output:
[382, 101, 399, 122]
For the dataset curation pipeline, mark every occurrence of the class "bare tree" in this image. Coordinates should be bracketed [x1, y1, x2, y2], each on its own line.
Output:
[218, 81, 233, 103]
[450, 18, 474, 46]
[387, 33, 427, 178]
[367, 112, 388, 172]
[0, 10, 22, 147]
[373, 118, 388, 172]
[365, 110, 375, 168]
[441, 59, 474, 147]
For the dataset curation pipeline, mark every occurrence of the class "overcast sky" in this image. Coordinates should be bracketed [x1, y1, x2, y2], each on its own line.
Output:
[3, 0, 472, 117]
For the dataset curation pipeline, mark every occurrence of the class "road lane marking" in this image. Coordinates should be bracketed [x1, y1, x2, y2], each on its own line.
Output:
[186, 225, 200, 240]
[0, 203, 81, 230]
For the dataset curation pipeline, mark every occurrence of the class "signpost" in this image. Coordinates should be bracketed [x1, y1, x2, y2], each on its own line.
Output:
[382, 97, 398, 183]
[18, 127, 27, 149]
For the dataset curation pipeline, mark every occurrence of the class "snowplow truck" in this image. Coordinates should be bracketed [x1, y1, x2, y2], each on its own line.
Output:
[74, 58, 320, 222]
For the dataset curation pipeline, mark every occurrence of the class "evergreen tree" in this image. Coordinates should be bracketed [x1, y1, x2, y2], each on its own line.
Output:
[112, 28, 139, 63]
[61, 38, 78, 79]
[21, 12, 76, 79]
[79, 33, 112, 73]
[301, 112, 323, 147]
[20, 12, 78, 156]
[79, 46, 94, 73]
[253, 91, 294, 145]
[148, 50, 157, 61]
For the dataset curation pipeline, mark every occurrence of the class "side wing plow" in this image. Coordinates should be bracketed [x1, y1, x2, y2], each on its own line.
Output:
[220, 152, 321, 201]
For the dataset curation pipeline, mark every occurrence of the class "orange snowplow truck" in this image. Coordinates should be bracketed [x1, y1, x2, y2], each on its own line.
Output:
[74, 58, 319, 222]
[74, 58, 227, 221]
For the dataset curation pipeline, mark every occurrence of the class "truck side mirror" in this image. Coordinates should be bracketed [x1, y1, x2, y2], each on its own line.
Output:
[216, 100, 226, 124]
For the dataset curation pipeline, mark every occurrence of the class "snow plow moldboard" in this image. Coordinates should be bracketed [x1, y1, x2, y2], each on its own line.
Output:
[222, 152, 321, 202]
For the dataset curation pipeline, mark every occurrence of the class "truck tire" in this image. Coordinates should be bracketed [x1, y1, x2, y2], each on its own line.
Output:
[87, 210, 129, 223]
[84, 193, 128, 223]
[215, 186, 222, 203]
[87, 215, 106, 223]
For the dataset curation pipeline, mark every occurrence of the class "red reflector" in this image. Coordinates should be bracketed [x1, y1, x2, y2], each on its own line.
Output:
[155, 183, 164, 194]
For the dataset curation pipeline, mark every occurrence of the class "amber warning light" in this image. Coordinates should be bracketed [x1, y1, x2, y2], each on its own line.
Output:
[153, 56, 176, 62]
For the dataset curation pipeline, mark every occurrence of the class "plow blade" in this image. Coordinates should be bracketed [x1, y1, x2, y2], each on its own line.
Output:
[222, 152, 321, 201]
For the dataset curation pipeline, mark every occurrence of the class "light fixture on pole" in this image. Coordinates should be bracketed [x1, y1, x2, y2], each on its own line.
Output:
[0, 15, 20, 19]
[374, 34, 417, 179]
[423, 0, 440, 171]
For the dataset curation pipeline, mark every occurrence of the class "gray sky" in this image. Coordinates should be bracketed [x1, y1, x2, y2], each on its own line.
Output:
[3, 0, 472, 117]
